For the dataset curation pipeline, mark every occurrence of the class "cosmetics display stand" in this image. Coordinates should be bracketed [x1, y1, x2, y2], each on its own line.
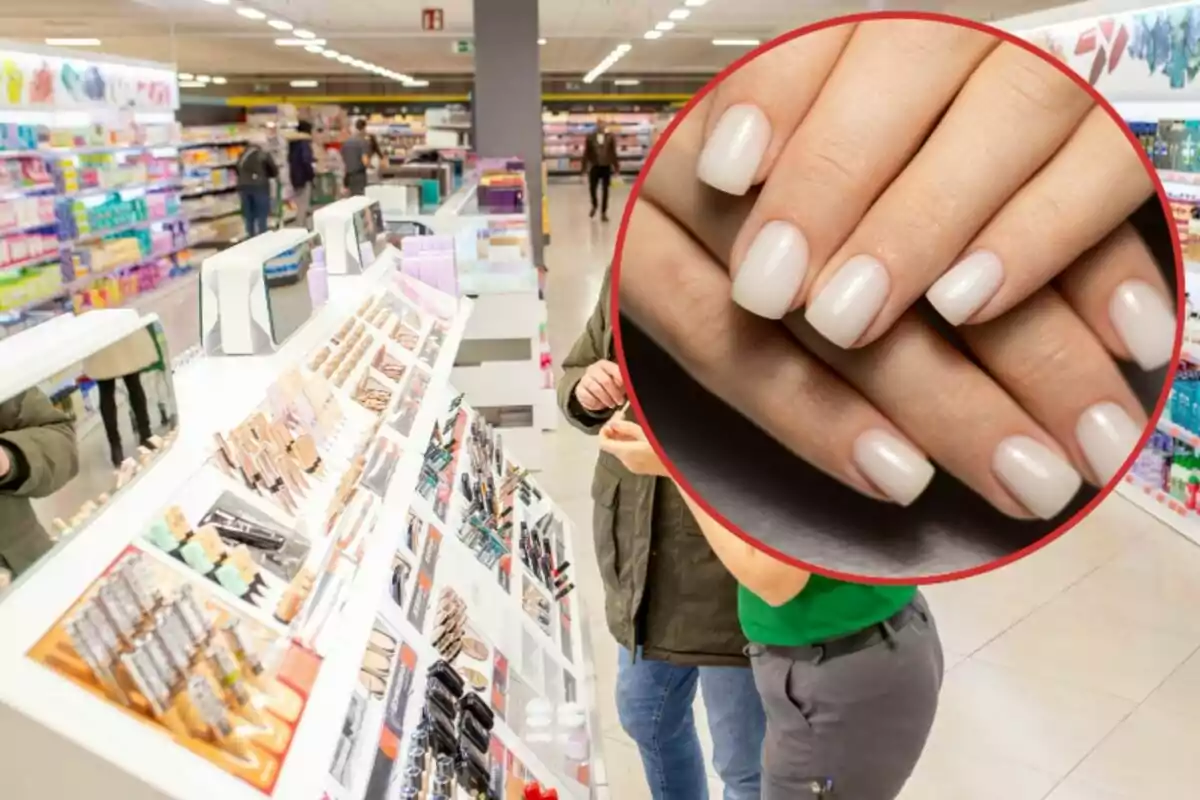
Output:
[0, 244, 602, 798]
[383, 171, 555, 471]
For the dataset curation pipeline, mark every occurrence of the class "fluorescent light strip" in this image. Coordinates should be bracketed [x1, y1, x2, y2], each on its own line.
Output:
[656, 21, 675, 31]
[668, 9, 690, 20]
[305, 45, 324, 53]
[614, 79, 640, 86]
[584, 44, 631, 84]
[178, 72, 194, 80]
[276, 38, 326, 46]
[197, 75, 212, 83]
[179, 81, 207, 88]
[212, 77, 228, 85]
[712, 39, 761, 46]
[644, 30, 663, 40]
[290, 80, 319, 88]
[684, 0, 708, 5]
[236, 8, 266, 20]
[202, 0, 231, 5]
[45, 38, 101, 46]
[323, 50, 340, 58]
[293, 29, 316, 39]
[268, 20, 293, 30]
[406, 80, 430, 88]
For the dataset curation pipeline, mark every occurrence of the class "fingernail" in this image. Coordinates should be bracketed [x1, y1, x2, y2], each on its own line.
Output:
[696, 104, 771, 196]
[1076, 402, 1143, 485]
[732, 221, 810, 319]
[1109, 280, 1176, 370]
[992, 436, 1082, 520]
[852, 429, 935, 506]
[804, 255, 890, 348]
[926, 250, 1004, 325]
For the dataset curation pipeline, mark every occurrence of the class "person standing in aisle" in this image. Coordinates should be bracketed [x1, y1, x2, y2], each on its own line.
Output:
[0, 388, 79, 577]
[341, 119, 371, 197]
[558, 268, 765, 800]
[582, 119, 619, 221]
[288, 120, 317, 228]
[598, 419, 945, 800]
[236, 139, 279, 237]
[84, 326, 160, 466]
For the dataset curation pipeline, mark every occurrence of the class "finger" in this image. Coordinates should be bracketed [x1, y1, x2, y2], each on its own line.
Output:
[597, 359, 626, 387]
[727, 19, 997, 320]
[806, 42, 1095, 347]
[594, 372, 625, 405]
[934, 105, 1154, 325]
[620, 198, 935, 506]
[1055, 223, 1177, 370]
[696, 24, 854, 195]
[577, 383, 608, 411]
[783, 311, 1082, 520]
[605, 420, 646, 441]
[959, 288, 1147, 487]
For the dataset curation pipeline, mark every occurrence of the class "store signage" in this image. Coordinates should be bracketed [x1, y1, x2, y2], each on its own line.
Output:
[453, 39, 474, 55]
[0, 47, 177, 111]
[421, 7, 445, 31]
[1019, 1, 1200, 101]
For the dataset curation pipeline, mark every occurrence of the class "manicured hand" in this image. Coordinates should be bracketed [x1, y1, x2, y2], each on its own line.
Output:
[598, 419, 669, 477]
[575, 359, 626, 412]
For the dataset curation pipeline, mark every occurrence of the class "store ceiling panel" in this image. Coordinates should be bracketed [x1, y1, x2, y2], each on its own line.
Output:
[2, 0, 1075, 80]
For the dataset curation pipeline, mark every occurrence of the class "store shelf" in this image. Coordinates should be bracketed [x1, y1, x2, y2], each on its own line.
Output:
[0, 218, 58, 237]
[185, 208, 239, 223]
[60, 176, 182, 201]
[181, 185, 237, 199]
[1119, 474, 1200, 546]
[179, 138, 249, 149]
[0, 249, 63, 273]
[0, 182, 57, 200]
[69, 212, 187, 246]
[1157, 418, 1200, 447]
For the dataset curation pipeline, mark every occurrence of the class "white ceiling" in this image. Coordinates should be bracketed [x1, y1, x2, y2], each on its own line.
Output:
[0, 0, 1084, 79]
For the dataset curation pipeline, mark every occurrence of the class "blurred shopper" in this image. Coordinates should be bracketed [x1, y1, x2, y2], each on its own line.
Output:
[599, 418, 945, 800]
[236, 139, 278, 237]
[288, 120, 317, 228]
[583, 119, 619, 221]
[0, 388, 80, 576]
[342, 118, 371, 197]
[559, 268, 765, 800]
[84, 325, 160, 466]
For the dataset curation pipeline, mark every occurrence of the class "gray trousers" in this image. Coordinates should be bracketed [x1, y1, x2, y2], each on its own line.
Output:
[748, 593, 944, 799]
[293, 183, 312, 228]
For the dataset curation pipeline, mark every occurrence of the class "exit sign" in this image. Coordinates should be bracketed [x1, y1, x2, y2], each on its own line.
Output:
[452, 39, 474, 54]
[421, 8, 444, 31]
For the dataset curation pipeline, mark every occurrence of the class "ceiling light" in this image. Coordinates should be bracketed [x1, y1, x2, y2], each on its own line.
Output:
[236, 8, 266, 20]
[197, 75, 212, 83]
[406, 80, 430, 88]
[337, 54, 354, 63]
[584, 43, 631, 84]
[178, 81, 207, 88]
[178, 72, 194, 80]
[712, 38, 761, 46]
[644, 30, 663, 39]
[656, 21, 675, 31]
[669, 9, 691, 20]
[322, 50, 339, 58]
[616, 43, 632, 52]
[538, 38, 547, 45]
[614, 78, 640, 86]
[684, 0, 708, 5]
[293, 29, 316, 39]
[45, 38, 102, 46]
[267, 19, 292, 30]
[212, 76, 228, 84]
[290, 80, 319, 88]
[276, 38, 326, 46]
[305, 45, 324, 53]
[202, 0, 231, 4]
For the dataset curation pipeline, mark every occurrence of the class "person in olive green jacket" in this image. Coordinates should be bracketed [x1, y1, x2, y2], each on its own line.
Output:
[558, 268, 765, 800]
[0, 388, 79, 577]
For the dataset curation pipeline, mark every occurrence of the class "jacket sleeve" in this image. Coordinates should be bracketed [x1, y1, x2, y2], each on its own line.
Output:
[0, 389, 79, 499]
[557, 270, 615, 435]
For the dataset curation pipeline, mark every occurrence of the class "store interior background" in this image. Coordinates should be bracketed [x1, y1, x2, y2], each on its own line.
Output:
[3, 0, 1200, 798]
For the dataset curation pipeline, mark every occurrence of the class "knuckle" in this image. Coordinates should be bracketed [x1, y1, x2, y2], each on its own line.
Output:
[995, 47, 1079, 115]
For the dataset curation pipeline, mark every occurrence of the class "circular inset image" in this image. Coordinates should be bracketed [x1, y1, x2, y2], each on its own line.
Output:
[608, 13, 1181, 581]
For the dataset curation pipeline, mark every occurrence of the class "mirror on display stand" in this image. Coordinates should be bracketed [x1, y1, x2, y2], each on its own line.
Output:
[200, 231, 320, 357]
[0, 317, 179, 593]
[314, 197, 386, 277]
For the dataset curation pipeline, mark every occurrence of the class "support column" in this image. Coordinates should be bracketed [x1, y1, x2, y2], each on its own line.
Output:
[472, 0, 544, 266]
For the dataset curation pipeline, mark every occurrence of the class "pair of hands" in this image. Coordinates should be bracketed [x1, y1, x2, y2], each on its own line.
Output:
[575, 360, 667, 477]
[618, 18, 1172, 522]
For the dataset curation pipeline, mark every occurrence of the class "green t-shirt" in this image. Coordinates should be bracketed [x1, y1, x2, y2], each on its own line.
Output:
[739, 575, 916, 647]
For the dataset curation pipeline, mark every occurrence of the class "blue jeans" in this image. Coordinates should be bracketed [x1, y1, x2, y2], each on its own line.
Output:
[617, 647, 765, 800]
[239, 187, 271, 237]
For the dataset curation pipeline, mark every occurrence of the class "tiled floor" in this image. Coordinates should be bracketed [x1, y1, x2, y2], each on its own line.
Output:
[537, 179, 1200, 799]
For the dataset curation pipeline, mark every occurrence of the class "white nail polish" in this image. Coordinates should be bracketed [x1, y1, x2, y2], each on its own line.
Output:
[926, 250, 1004, 325]
[731, 221, 810, 319]
[1109, 280, 1176, 370]
[804, 255, 890, 348]
[852, 430, 935, 506]
[696, 104, 771, 196]
[1076, 402, 1143, 485]
[992, 436, 1082, 520]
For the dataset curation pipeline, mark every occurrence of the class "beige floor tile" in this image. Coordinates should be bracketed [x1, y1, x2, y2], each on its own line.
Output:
[1067, 702, 1200, 796]
[924, 657, 1135, 776]
[1141, 645, 1200, 718]
[896, 744, 1059, 800]
[1043, 776, 1137, 800]
[972, 580, 1200, 702]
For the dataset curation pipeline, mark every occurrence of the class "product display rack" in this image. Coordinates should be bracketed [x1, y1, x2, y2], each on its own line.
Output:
[542, 111, 670, 177]
[0, 247, 602, 800]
